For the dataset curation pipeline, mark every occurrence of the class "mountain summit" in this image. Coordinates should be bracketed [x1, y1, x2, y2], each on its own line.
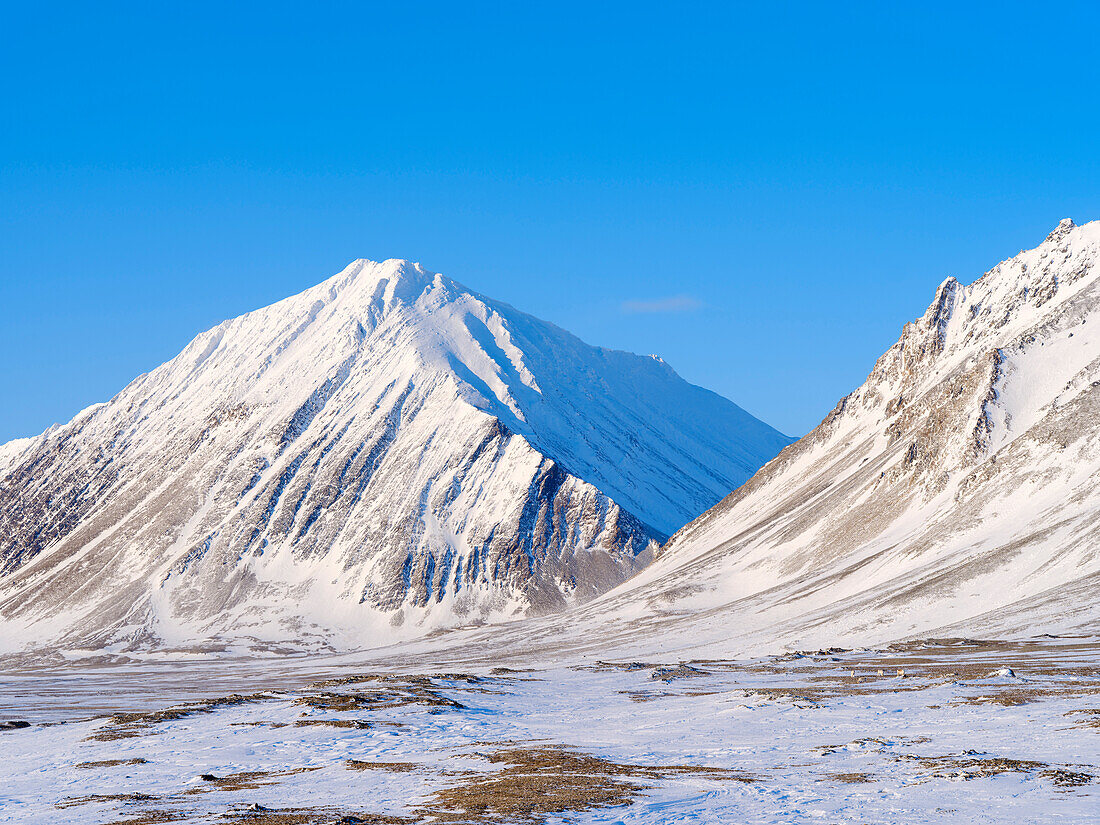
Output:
[0, 259, 791, 652]
[522, 219, 1100, 658]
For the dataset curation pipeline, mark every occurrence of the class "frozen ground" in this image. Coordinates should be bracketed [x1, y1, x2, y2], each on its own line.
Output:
[0, 636, 1097, 824]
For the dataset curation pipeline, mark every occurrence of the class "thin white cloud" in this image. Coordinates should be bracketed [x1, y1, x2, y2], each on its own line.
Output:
[620, 295, 703, 314]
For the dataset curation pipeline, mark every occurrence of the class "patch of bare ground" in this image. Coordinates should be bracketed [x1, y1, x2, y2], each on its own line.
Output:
[230, 721, 290, 729]
[108, 805, 416, 825]
[825, 772, 875, 783]
[949, 689, 1039, 707]
[897, 753, 1097, 787]
[814, 734, 1096, 789]
[57, 792, 158, 809]
[1065, 708, 1100, 729]
[649, 664, 711, 682]
[742, 688, 824, 708]
[295, 718, 375, 729]
[308, 672, 511, 694]
[88, 693, 274, 741]
[583, 661, 715, 685]
[864, 637, 1100, 682]
[581, 661, 659, 673]
[769, 648, 852, 665]
[413, 743, 756, 823]
[346, 759, 420, 772]
[103, 812, 187, 825]
[727, 639, 1100, 705]
[1042, 769, 1098, 788]
[219, 803, 415, 824]
[293, 683, 464, 716]
[228, 719, 408, 731]
[185, 767, 320, 794]
[813, 736, 929, 756]
[76, 758, 150, 768]
[620, 690, 670, 703]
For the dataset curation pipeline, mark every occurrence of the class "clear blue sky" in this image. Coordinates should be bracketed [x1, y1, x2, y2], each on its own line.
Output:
[3, 2, 1099, 442]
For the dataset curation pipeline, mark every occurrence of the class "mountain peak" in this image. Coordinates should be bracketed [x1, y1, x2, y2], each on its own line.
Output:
[0, 257, 792, 651]
[1045, 217, 1077, 243]
[335, 257, 439, 302]
[580, 218, 1100, 658]
[301, 258, 471, 333]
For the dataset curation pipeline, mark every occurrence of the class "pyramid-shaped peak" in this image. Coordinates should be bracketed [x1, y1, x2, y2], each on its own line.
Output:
[338, 257, 438, 290]
[0, 254, 793, 652]
[322, 257, 461, 316]
[346, 257, 428, 275]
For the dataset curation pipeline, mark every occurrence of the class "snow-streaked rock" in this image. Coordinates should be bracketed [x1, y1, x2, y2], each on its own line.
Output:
[515, 219, 1100, 658]
[0, 259, 791, 652]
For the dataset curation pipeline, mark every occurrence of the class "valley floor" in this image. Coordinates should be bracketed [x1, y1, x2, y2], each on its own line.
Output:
[1, 637, 1098, 824]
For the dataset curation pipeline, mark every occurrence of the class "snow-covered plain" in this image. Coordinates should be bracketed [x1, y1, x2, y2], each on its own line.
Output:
[0, 637, 1097, 824]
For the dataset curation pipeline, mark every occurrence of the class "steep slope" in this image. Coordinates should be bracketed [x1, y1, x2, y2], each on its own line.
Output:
[508, 219, 1100, 659]
[0, 259, 791, 652]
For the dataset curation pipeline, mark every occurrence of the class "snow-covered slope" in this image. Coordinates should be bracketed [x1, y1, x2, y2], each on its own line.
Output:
[504, 219, 1100, 659]
[0, 259, 790, 652]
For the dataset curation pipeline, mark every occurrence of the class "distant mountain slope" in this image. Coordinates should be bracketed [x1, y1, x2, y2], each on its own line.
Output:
[0, 259, 790, 652]
[516, 219, 1100, 658]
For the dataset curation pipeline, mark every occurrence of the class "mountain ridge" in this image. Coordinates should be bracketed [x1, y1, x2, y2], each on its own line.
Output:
[434, 218, 1100, 662]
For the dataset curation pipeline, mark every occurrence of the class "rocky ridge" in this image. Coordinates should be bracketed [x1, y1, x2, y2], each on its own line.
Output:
[490, 219, 1100, 659]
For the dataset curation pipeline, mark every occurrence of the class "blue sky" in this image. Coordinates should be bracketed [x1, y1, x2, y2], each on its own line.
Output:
[3, 2, 1099, 442]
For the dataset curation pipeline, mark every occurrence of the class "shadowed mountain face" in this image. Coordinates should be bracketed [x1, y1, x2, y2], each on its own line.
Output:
[0, 259, 791, 652]
[489, 219, 1100, 661]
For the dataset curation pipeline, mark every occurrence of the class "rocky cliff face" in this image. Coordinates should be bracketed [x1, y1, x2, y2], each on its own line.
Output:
[519, 219, 1100, 658]
[0, 259, 791, 652]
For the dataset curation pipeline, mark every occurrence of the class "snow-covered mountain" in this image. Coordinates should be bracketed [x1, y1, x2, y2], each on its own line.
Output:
[0, 259, 791, 652]
[500, 219, 1100, 659]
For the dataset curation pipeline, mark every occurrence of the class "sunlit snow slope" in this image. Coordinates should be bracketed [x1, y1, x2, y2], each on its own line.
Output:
[531, 219, 1100, 658]
[0, 259, 790, 652]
